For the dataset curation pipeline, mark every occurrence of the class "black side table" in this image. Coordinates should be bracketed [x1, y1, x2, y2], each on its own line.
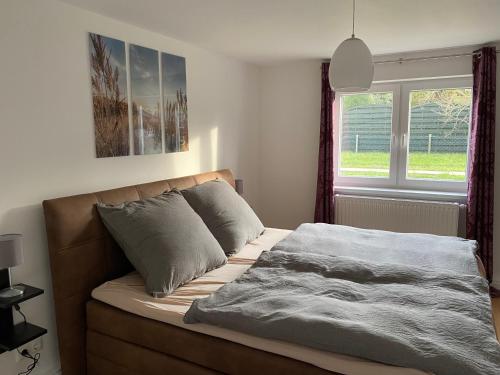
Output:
[0, 270, 47, 354]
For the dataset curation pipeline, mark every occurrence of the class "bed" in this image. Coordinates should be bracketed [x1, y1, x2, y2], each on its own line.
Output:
[43, 169, 495, 375]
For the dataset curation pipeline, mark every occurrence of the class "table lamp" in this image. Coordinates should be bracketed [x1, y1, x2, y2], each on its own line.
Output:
[0, 234, 24, 298]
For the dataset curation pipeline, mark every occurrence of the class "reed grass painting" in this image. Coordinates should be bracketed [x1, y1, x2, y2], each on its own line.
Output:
[89, 33, 130, 158]
[162, 53, 189, 153]
[130, 44, 162, 155]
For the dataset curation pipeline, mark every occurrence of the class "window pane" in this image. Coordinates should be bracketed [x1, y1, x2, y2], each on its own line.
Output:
[339, 92, 393, 178]
[407, 88, 472, 181]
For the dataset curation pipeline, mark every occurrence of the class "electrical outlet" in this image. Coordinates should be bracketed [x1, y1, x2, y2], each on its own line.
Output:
[32, 337, 43, 352]
[15, 347, 28, 363]
[15, 337, 43, 362]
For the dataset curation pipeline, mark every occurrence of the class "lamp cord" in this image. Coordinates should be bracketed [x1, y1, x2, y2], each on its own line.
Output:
[351, 0, 356, 38]
[14, 304, 27, 324]
[13, 305, 40, 375]
[17, 348, 40, 375]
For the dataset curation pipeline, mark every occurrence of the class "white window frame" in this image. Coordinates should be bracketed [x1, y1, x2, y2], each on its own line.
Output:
[334, 76, 473, 194]
[334, 83, 400, 188]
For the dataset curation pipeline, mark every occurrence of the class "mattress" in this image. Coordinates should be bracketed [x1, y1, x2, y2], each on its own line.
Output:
[92, 228, 429, 375]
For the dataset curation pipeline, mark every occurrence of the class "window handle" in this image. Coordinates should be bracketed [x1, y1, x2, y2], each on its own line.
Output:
[402, 133, 407, 148]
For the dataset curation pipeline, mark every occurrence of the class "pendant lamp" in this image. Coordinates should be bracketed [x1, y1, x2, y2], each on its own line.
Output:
[329, 0, 374, 91]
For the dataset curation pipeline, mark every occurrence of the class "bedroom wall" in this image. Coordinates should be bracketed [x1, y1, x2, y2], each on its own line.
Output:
[259, 45, 500, 287]
[0, 1, 261, 374]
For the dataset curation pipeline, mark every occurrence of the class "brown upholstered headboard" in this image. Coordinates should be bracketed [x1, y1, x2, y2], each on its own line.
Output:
[43, 169, 235, 375]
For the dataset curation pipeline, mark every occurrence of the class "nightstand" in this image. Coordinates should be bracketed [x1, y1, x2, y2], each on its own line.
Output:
[0, 270, 47, 354]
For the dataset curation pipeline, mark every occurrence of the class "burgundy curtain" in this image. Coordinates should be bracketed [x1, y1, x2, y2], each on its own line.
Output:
[467, 47, 496, 284]
[314, 63, 335, 223]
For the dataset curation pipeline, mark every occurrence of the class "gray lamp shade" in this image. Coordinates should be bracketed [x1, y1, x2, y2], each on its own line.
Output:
[329, 37, 374, 92]
[0, 234, 24, 269]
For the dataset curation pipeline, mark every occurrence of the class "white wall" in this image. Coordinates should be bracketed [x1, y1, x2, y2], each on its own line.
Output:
[260, 61, 321, 229]
[259, 45, 500, 286]
[0, 1, 261, 374]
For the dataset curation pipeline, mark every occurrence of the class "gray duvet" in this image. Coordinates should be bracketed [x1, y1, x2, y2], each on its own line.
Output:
[184, 223, 500, 375]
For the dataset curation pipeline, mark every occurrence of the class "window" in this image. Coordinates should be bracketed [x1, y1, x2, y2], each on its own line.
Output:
[335, 78, 472, 193]
[339, 92, 393, 179]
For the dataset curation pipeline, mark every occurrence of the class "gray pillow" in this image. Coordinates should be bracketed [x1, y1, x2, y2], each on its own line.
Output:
[180, 179, 264, 255]
[97, 191, 227, 297]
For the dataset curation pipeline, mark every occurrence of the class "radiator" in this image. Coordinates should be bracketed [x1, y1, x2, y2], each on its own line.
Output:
[334, 195, 460, 236]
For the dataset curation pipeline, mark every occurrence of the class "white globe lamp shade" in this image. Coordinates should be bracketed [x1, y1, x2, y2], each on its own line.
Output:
[329, 37, 374, 92]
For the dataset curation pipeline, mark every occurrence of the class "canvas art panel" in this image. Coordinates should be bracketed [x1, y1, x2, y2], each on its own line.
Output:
[162, 53, 189, 153]
[129, 44, 162, 155]
[89, 33, 130, 158]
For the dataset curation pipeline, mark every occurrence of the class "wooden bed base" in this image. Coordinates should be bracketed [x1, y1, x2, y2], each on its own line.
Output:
[42, 168, 495, 374]
[86, 300, 337, 375]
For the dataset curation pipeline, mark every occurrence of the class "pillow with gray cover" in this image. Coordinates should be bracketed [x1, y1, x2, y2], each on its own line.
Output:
[97, 190, 227, 297]
[180, 179, 264, 255]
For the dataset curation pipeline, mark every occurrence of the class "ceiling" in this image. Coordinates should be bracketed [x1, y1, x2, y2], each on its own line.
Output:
[61, 0, 500, 65]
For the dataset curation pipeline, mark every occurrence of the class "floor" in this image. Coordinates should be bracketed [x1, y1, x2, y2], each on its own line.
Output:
[494, 298, 500, 334]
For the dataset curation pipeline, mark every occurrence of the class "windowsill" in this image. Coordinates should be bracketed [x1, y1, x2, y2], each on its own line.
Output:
[334, 186, 467, 203]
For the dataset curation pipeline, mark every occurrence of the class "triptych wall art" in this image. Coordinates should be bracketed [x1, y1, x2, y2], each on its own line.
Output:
[89, 33, 189, 158]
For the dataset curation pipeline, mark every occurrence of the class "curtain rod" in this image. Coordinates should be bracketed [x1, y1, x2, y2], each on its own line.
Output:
[374, 50, 500, 65]
[322, 50, 500, 65]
